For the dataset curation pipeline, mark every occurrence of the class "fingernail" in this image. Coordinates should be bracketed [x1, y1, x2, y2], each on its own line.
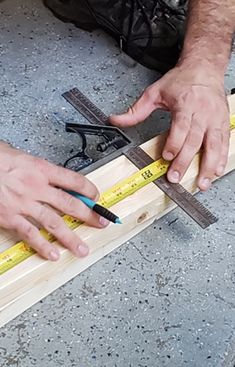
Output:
[49, 250, 60, 261]
[77, 243, 89, 257]
[216, 165, 224, 176]
[168, 170, 180, 183]
[99, 217, 110, 227]
[163, 151, 174, 161]
[200, 178, 211, 191]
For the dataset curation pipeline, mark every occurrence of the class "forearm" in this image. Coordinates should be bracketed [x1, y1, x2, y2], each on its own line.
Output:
[179, 0, 235, 76]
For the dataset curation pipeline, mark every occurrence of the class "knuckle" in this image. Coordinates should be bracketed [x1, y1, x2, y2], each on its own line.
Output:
[46, 215, 62, 232]
[36, 241, 51, 254]
[81, 209, 95, 224]
[37, 206, 49, 223]
[74, 175, 86, 192]
[54, 164, 65, 178]
[206, 129, 222, 151]
[173, 160, 186, 172]
[173, 147, 195, 171]
[4, 216, 17, 231]
[37, 206, 61, 232]
[33, 157, 48, 172]
[192, 124, 204, 139]
[58, 233, 74, 248]
[165, 137, 181, 153]
[66, 170, 86, 191]
[171, 156, 188, 173]
[21, 222, 36, 241]
[77, 177, 97, 199]
[201, 160, 217, 177]
[192, 135, 202, 149]
[54, 226, 79, 249]
[58, 191, 78, 215]
[177, 89, 193, 107]
[187, 133, 202, 150]
[175, 115, 190, 129]
[192, 141, 201, 150]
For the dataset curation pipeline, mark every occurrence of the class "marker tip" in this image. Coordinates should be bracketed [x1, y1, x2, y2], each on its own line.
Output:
[115, 218, 122, 224]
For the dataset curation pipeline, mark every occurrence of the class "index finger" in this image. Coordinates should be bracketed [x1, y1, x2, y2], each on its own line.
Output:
[44, 162, 99, 200]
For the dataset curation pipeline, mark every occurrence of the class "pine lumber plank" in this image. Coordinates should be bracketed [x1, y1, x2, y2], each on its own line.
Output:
[0, 95, 235, 327]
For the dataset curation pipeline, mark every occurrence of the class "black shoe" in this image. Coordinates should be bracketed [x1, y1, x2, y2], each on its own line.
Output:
[43, 0, 188, 73]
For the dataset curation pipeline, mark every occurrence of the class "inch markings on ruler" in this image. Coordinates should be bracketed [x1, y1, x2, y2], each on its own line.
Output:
[62, 87, 109, 125]
[157, 177, 217, 227]
[124, 146, 217, 229]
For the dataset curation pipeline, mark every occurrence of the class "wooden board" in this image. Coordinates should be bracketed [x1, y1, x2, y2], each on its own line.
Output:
[0, 95, 235, 328]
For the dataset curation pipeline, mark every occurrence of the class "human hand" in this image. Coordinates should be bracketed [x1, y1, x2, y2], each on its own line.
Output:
[0, 142, 108, 261]
[110, 62, 230, 191]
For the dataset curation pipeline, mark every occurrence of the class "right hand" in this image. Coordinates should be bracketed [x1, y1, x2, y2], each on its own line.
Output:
[0, 142, 109, 261]
[110, 62, 230, 191]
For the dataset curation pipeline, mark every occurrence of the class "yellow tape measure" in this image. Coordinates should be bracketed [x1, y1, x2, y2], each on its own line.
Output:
[0, 115, 235, 275]
[230, 114, 235, 129]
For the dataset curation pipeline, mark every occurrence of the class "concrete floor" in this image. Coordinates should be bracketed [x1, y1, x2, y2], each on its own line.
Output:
[0, 0, 235, 366]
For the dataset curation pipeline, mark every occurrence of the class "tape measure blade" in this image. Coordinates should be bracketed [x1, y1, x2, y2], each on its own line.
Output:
[0, 243, 35, 275]
[230, 115, 235, 129]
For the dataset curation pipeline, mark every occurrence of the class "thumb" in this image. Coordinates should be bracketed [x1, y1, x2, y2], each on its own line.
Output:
[109, 86, 162, 127]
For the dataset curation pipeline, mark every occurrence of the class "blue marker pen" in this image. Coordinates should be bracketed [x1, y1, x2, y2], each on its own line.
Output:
[65, 190, 122, 224]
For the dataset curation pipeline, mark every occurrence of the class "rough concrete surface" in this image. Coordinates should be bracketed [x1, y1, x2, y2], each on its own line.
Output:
[0, 0, 235, 366]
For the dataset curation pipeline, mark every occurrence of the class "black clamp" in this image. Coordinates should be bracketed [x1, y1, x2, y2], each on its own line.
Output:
[64, 123, 132, 173]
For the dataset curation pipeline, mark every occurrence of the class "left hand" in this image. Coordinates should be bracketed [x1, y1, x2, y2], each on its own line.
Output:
[110, 62, 230, 191]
